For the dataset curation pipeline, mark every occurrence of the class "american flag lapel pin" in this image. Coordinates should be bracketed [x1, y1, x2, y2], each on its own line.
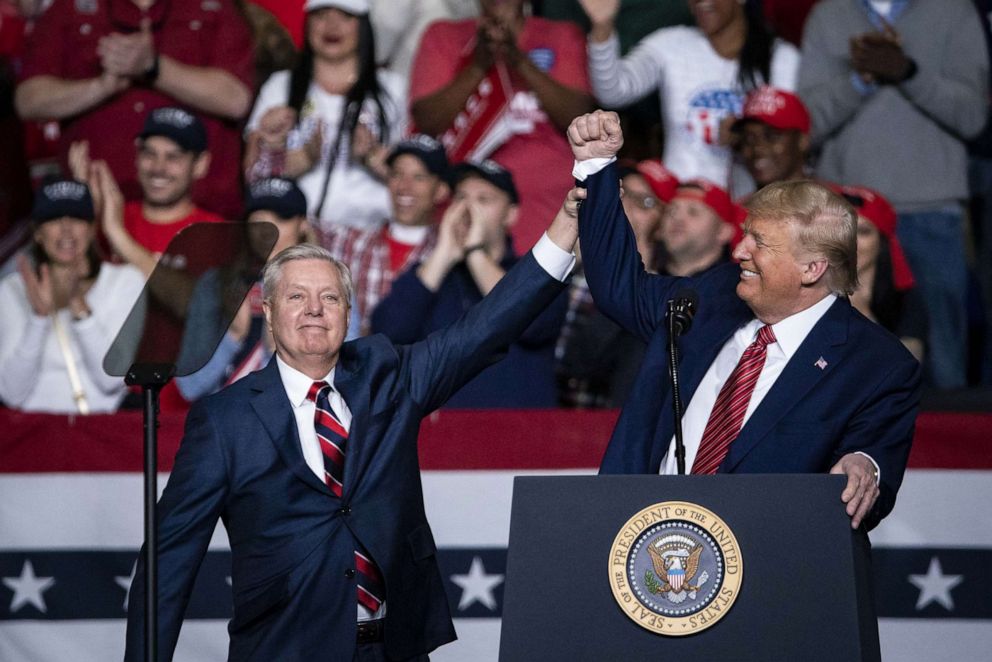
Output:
[814, 357, 828, 370]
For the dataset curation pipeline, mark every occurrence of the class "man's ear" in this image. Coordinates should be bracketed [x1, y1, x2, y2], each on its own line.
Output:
[192, 151, 212, 180]
[801, 257, 830, 286]
[433, 181, 451, 205]
[503, 204, 519, 229]
[262, 298, 273, 332]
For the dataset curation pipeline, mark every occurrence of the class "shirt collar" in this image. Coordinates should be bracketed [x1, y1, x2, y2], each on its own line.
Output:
[275, 354, 336, 408]
[765, 293, 838, 360]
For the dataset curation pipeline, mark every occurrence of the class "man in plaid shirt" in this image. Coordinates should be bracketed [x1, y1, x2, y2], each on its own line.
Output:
[319, 135, 451, 334]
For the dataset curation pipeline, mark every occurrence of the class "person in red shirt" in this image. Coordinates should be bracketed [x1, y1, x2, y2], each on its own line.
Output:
[77, 106, 223, 278]
[409, 0, 593, 251]
[319, 134, 451, 334]
[14, 0, 253, 219]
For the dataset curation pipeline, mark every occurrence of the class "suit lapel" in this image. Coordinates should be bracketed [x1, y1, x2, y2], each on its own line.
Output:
[722, 298, 850, 472]
[249, 359, 329, 495]
[333, 345, 373, 497]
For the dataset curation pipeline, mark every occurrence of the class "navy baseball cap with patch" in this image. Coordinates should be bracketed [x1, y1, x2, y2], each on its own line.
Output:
[31, 178, 95, 223]
[245, 177, 308, 219]
[138, 107, 208, 153]
[452, 159, 519, 204]
[386, 134, 449, 180]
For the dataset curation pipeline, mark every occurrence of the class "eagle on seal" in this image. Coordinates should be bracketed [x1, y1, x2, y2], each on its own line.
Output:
[647, 537, 703, 593]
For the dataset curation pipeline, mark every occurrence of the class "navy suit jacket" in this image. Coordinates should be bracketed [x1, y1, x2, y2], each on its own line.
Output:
[582, 163, 921, 530]
[124, 253, 566, 661]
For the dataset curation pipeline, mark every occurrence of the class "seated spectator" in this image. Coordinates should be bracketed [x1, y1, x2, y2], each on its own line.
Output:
[579, 0, 799, 190]
[655, 179, 738, 276]
[76, 107, 223, 279]
[371, 159, 568, 407]
[14, 0, 254, 219]
[320, 134, 450, 334]
[410, 0, 593, 250]
[0, 178, 144, 413]
[555, 160, 675, 408]
[731, 86, 811, 193]
[834, 183, 927, 363]
[244, 0, 406, 232]
[176, 178, 310, 402]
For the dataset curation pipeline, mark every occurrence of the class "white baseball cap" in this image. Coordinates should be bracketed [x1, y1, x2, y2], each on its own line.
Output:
[304, 0, 369, 14]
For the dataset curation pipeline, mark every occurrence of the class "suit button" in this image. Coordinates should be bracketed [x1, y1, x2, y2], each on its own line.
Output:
[338, 507, 351, 516]
[344, 569, 356, 579]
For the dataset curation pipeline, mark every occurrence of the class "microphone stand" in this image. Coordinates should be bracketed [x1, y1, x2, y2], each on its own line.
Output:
[667, 301, 688, 475]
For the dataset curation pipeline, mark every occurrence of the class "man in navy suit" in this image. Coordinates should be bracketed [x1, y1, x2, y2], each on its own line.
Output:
[124, 193, 583, 660]
[568, 110, 920, 532]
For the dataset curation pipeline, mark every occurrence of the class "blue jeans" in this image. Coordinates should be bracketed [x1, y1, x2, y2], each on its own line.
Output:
[896, 209, 969, 389]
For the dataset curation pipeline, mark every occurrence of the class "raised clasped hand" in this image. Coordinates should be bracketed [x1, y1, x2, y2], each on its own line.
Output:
[567, 110, 624, 161]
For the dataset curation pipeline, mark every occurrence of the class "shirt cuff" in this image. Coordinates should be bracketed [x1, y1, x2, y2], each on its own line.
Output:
[532, 233, 576, 282]
[849, 72, 878, 97]
[572, 156, 616, 181]
[854, 451, 881, 485]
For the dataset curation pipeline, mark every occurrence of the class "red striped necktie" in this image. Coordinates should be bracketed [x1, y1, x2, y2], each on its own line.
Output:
[306, 381, 385, 613]
[692, 325, 777, 475]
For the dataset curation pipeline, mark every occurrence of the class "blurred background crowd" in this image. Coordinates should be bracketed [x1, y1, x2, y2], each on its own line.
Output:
[0, 0, 990, 416]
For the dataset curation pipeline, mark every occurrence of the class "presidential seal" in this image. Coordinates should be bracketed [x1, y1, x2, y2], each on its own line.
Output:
[608, 501, 742, 636]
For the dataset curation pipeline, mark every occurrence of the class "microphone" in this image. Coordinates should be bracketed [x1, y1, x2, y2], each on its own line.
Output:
[667, 288, 699, 337]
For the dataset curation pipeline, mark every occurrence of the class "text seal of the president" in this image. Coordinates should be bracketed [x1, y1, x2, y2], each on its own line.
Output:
[608, 501, 742, 636]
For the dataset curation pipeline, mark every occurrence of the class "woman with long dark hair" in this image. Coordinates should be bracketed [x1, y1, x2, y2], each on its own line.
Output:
[244, 0, 405, 233]
[0, 179, 144, 413]
[835, 184, 927, 363]
[579, 0, 799, 190]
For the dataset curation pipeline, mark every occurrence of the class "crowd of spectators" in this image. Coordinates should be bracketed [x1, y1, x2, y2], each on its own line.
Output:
[0, 0, 989, 415]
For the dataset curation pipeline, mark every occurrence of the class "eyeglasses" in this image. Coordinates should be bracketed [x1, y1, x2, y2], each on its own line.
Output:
[626, 193, 660, 211]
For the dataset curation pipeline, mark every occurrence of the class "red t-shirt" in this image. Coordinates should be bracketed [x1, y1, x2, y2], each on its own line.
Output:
[410, 17, 591, 251]
[123, 201, 225, 254]
[20, 0, 254, 220]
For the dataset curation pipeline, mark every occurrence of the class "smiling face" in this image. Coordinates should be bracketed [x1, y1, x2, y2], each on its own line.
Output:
[135, 136, 208, 209]
[263, 258, 350, 377]
[34, 217, 94, 268]
[306, 7, 360, 63]
[388, 154, 447, 226]
[732, 216, 816, 324]
[736, 122, 808, 188]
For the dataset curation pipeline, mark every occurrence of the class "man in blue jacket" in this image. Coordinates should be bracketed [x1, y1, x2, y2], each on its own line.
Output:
[569, 110, 920, 532]
[371, 160, 567, 408]
[125, 188, 582, 660]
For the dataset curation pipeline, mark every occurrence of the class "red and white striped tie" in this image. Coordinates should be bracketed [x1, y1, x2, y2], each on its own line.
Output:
[692, 325, 777, 475]
[306, 381, 385, 613]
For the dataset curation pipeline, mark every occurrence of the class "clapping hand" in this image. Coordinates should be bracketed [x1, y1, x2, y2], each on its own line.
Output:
[567, 110, 624, 161]
[98, 18, 156, 79]
[850, 22, 914, 85]
[257, 106, 297, 151]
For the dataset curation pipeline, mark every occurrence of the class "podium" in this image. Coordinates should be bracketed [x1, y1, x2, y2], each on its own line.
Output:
[499, 475, 880, 661]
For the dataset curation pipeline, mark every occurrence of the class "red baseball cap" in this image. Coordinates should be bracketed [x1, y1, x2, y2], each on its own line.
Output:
[674, 179, 744, 246]
[832, 183, 915, 291]
[635, 159, 679, 203]
[736, 86, 811, 135]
